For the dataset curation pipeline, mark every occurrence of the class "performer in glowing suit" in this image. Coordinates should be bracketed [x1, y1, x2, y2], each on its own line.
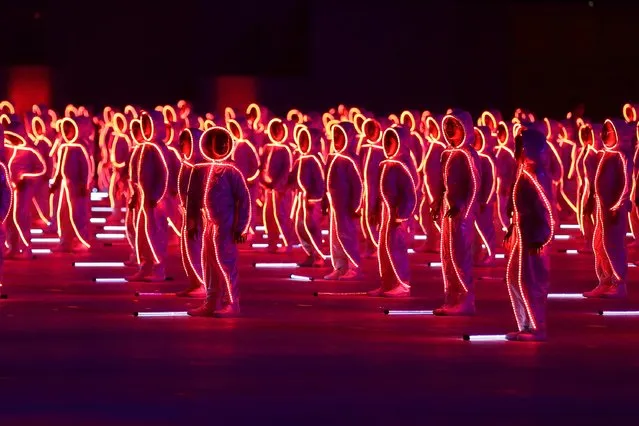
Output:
[544, 119, 572, 222]
[291, 125, 326, 267]
[123, 118, 145, 267]
[505, 126, 554, 342]
[107, 113, 132, 224]
[188, 127, 251, 317]
[578, 123, 603, 252]
[260, 118, 294, 253]
[4, 121, 46, 260]
[368, 126, 417, 297]
[359, 118, 386, 255]
[26, 114, 55, 226]
[324, 121, 363, 280]
[176, 128, 206, 297]
[584, 119, 633, 299]
[228, 118, 260, 238]
[473, 126, 497, 265]
[126, 111, 170, 282]
[432, 111, 480, 316]
[494, 121, 517, 231]
[420, 115, 446, 252]
[0, 126, 12, 290]
[162, 121, 183, 238]
[50, 117, 92, 251]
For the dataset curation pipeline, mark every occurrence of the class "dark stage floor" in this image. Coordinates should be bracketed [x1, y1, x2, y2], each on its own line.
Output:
[1, 220, 639, 425]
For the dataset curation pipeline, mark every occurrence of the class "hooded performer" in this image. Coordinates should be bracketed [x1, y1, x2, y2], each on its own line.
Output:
[0, 126, 12, 289]
[505, 126, 555, 342]
[228, 117, 260, 238]
[368, 126, 417, 297]
[4, 122, 47, 259]
[494, 121, 517, 231]
[578, 123, 603, 251]
[584, 119, 634, 299]
[359, 118, 386, 253]
[324, 121, 363, 280]
[291, 125, 326, 267]
[126, 111, 170, 282]
[432, 111, 481, 316]
[176, 128, 207, 297]
[473, 126, 497, 265]
[50, 117, 93, 251]
[188, 127, 251, 317]
[260, 118, 295, 253]
[420, 115, 447, 252]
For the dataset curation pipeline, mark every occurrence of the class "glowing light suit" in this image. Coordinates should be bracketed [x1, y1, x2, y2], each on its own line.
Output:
[260, 118, 294, 252]
[127, 111, 170, 281]
[291, 126, 326, 266]
[28, 114, 55, 225]
[188, 127, 251, 317]
[505, 127, 554, 341]
[5, 123, 46, 258]
[51, 118, 92, 250]
[421, 115, 446, 252]
[0, 126, 12, 286]
[177, 128, 206, 294]
[325, 122, 363, 279]
[124, 118, 145, 258]
[108, 113, 132, 223]
[369, 126, 417, 296]
[494, 121, 517, 230]
[578, 124, 603, 250]
[359, 118, 386, 249]
[584, 119, 634, 299]
[433, 111, 480, 315]
[228, 118, 260, 235]
[473, 126, 497, 264]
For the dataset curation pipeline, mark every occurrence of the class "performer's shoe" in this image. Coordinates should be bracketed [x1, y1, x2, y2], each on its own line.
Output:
[187, 301, 216, 317]
[383, 283, 411, 298]
[339, 268, 361, 281]
[176, 286, 206, 298]
[507, 328, 547, 342]
[433, 299, 475, 316]
[213, 303, 240, 318]
[125, 271, 148, 282]
[583, 283, 610, 298]
[323, 269, 344, 280]
[298, 256, 315, 267]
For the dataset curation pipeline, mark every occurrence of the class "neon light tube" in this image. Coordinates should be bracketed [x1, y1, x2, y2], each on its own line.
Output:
[407, 249, 416, 254]
[74, 262, 125, 268]
[290, 274, 314, 282]
[384, 310, 433, 316]
[548, 293, 584, 299]
[251, 243, 282, 249]
[96, 233, 126, 240]
[32, 248, 51, 254]
[414, 235, 427, 241]
[628, 263, 636, 268]
[94, 278, 127, 283]
[429, 262, 442, 267]
[321, 230, 329, 236]
[554, 235, 570, 240]
[495, 254, 505, 259]
[462, 334, 507, 342]
[626, 232, 634, 237]
[313, 291, 367, 296]
[133, 311, 188, 317]
[134, 292, 175, 297]
[255, 225, 265, 232]
[565, 249, 579, 255]
[90, 193, 109, 201]
[560, 224, 581, 229]
[92, 207, 114, 212]
[254, 263, 299, 268]
[103, 226, 126, 231]
[599, 311, 639, 316]
[30, 229, 43, 235]
[32, 238, 60, 243]
[90, 218, 107, 224]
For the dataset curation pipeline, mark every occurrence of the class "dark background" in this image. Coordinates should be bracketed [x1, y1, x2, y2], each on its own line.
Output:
[0, 0, 637, 120]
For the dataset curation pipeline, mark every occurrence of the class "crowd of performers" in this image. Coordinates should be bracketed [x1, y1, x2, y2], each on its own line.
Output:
[1, 99, 638, 341]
